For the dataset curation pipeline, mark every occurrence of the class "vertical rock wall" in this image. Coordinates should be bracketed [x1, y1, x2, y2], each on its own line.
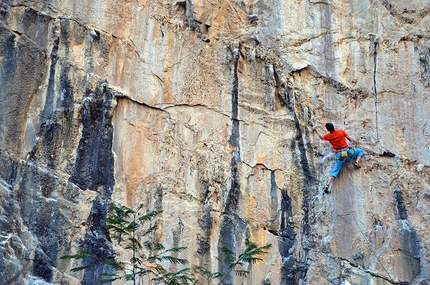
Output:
[0, 0, 429, 284]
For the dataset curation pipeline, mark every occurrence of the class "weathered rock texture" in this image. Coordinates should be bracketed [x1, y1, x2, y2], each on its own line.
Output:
[0, 0, 429, 284]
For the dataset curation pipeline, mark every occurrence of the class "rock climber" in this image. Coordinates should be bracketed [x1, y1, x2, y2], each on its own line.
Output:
[313, 123, 364, 193]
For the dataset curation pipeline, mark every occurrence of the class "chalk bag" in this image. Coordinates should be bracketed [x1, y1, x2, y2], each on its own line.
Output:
[341, 151, 348, 158]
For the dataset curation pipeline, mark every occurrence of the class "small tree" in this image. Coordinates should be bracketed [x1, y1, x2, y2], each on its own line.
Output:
[62, 203, 192, 284]
[63, 203, 272, 285]
[192, 266, 223, 285]
[193, 240, 272, 285]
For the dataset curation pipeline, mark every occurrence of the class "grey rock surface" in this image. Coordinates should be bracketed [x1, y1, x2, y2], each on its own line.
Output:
[0, 0, 429, 284]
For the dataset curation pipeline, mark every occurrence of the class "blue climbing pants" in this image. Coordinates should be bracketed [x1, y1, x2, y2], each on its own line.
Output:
[330, 148, 364, 178]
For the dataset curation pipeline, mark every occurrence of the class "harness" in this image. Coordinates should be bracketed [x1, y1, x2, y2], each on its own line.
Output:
[335, 148, 355, 160]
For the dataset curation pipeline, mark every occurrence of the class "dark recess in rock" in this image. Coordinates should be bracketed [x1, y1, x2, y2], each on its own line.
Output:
[32, 248, 53, 282]
[218, 47, 243, 285]
[278, 178, 298, 284]
[65, 82, 116, 283]
[197, 204, 212, 255]
[69, 82, 115, 192]
[273, 67, 315, 284]
[380, 151, 396, 157]
[394, 187, 408, 220]
[82, 196, 115, 285]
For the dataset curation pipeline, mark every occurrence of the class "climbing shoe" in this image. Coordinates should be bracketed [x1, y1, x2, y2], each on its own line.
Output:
[353, 161, 361, 168]
[324, 185, 330, 194]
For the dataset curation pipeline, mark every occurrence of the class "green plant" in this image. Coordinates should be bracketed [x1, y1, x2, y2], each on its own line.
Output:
[193, 239, 272, 285]
[62, 203, 272, 285]
[192, 265, 223, 285]
[62, 203, 192, 285]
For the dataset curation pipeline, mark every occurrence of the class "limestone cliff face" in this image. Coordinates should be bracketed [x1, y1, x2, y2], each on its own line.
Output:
[0, 0, 429, 284]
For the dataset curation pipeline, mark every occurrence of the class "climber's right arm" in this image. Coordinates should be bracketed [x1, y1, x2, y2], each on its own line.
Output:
[313, 126, 325, 140]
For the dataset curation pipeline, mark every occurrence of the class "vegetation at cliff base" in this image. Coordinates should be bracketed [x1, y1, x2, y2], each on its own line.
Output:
[62, 203, 271, 285]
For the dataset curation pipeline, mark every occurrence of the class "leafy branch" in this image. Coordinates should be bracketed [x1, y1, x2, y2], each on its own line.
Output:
[217, 239, 272, 285]
[62, 203, 190, 285]
[62, 203, 272, 285]
[192, 239, 272, 285]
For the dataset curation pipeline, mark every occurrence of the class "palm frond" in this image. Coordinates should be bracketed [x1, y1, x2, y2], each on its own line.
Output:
[154, 242, 165, 251]
[165, 246, 187, 253]
[153, 264, 168, 274]
[124, 221, 139, 232]
[127, 237, 143, 249]
[125, 273, 136, 281]
[142, 224, 158, 237]
[136, 203, 145, 211]
[160, 268, 194, 285]
[175, 267, 191, 274]
[192, 265, 211, 276]
[244, 246, 272, 257]
[143, 240, 153, 251]
[135, 268, 153, 276]
[230, 261, 243, 268]
[220, 245, 235, 264]
[241, 256, 263, 264]
[61, 250, 93, 260]
[103, 259, 123, 271]
[130, 257, 142, 265]
[238, 241, 271, 264]
[70, 263, 95, 272]
[147, 254, 164, 263]
[193, 266, 223, 279]
[220, 245, 234, 255]
[160, 255, 189, 265]
[139, 210, 158, 221]
[100, 276, 121, 284]
[212, 271, 224, 279]
[100, 271, 122, 283]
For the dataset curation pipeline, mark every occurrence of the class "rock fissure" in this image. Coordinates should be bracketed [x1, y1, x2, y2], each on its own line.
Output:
[217, 46, 242, 285]
[241, 160, 283, 174]
[128, 37, 147, 64]
[271, 62, 317, 284]
[371, 36, 380, 141]
[330, 254, 398, 284]
[162, 103, 232, 119]
[114, 94, 168, 113]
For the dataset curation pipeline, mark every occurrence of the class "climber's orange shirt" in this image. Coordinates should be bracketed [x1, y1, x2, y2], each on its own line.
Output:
[323, 129, 349, 149]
